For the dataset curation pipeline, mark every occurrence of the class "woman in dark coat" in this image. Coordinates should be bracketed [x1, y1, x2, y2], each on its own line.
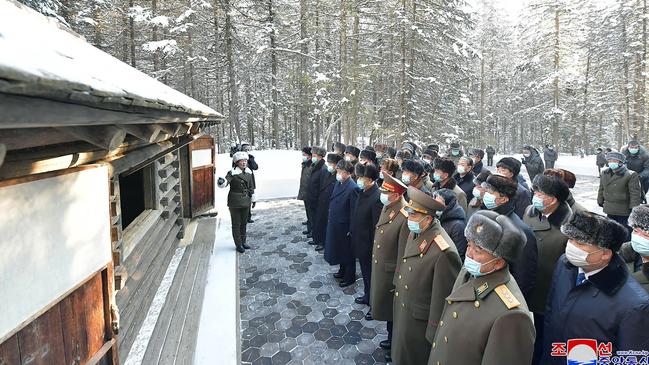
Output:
[297, 147, 313, 233]
[305, 147, 326, 244]
[350, 163, 382, 314]
[521, 145, 545, 184]
[432, 188, 468, 261]
[324, 160, 358, 286]
[313, 153, 342, 251]
[452, 155, 476, 200]
[217, 151, 256, 253]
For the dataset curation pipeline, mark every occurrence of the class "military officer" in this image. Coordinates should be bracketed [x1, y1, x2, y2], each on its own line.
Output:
[392, 187, 462, 365]
[427, 210, 536, 365]
[370, 173, 410, 362]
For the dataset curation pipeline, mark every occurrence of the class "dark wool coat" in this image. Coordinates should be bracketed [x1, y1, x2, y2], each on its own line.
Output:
[224, 167, 255, 208]
[523, 202, 572, 313]
[598, 166, 642, 216]
[543, 147, 558, 162]
[439, 201, 468, 261]
[453, 170, 476, 201]
[541, 254, 649, 364]
[297, 160, 312, 200]
[522, 148, 545, 183]
[324, 178, 358, 265]
[493, 200, 538, 301]
[350, 183, 383, 260]
[306, 159, 326, 208]
[473, 160, 484, 175]
[513, 182, 532, 219]
[312, 170, 337, 245]
[622, 145, 649, 182]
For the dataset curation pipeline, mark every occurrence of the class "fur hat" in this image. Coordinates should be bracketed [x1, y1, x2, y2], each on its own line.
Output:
[473, 170, 492, 185]
[496, 157, 522, 177]
[421, 158, 434, 174]
[380, 158, 400, 175]
[543, 168, 576, 189]
[427, 144, 440, 152]
[629, 204, 649, 232]
[450, 142, 460, 149]
[401, 141, 418, 155]
[433, 157, 456, 175]
[560, 211, 628, 251]
[374, 143, 387, 153]
[401, 159, 425, 176]
[345, 145, 361, 158]
[355, 163, 380, 181]
[232, 151, 249, 163]
[422, 148, 439, 159]
[360, 149, 377, 164]
[332, 142, 346, 152]
[606, 151, 626, 163]
[387, 146, 397, 158]
[302, 147, 312, 155]
[532, 174, 570, 203]
[312, 146, 327, 157]
[459, 155, 474, 166]
[432, 188, 457, 207]
[465, 210, 526, 263]
[335, 160, 355, 174]
[326, 153, 343, 164]
[484, 174, 518, 199]
[365, 146, 376, 152]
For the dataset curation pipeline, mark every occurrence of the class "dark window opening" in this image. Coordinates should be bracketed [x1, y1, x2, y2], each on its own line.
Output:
[120, 168, 146, 229]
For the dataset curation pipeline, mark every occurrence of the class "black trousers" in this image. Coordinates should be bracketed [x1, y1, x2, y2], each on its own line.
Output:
[487, 156, 494, 166]
[230, 206, 251, 247]
[607, 214, 631, 241]
[387, 321, 393, 342]
[546, 160, 555, 168]
[342, 262, 356, 283]
[359, 256, 372, 301]
[304, 200, 313, 232]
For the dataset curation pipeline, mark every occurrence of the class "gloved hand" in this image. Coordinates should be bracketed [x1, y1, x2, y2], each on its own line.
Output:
[252, 202, 256, 209]
[217, 177, 227, 188]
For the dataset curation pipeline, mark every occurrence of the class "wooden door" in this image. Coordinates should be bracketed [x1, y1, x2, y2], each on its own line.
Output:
[188, 135, 215, 217]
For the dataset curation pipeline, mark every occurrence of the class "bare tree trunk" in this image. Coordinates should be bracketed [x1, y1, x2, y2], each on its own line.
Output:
[621, 0, 632, 141]
[152, 0, 160, 72]
[186, 0, 197, 98]
[224, 0, 240, 142]
[399, 0, 408, 144]
[551, 7, 560, 148]
[314, 0, 321, 146]
[268, 0, 280, 148]
[129, 0, 136, 67]
[582, 52, 591, 152]
[339, 0, 348, 144]
[299, 0, 309, 148]
[350, 0, 360, 145]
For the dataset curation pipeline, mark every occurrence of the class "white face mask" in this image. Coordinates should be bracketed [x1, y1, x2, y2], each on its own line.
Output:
[565, 241, 603, 268]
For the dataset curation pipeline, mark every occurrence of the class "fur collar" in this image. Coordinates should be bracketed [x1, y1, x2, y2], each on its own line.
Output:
[527, 201, 572, 227]
[564, 254, 629, 296]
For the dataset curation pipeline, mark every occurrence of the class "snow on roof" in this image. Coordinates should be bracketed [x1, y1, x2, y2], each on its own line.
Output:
[0, 0, 221, 120]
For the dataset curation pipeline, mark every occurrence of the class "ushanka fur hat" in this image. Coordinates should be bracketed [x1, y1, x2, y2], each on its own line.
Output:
[561, 211, 628, 251]
[345, 145, 361, 157]
[483, 174, 518, 199]
[332, 142, 346, 152]
[433, 157, 456, 175]
[311, 146, 327, 157]
[543, 168, 577, 189]
[326, 153, 343, 164]
[302, 147, 312, 155]
[496, 157, 521, 177]
[355, 163, 380, 181]
[629, 204, 649, 232]
[336, 160, 355, 174]
[359, 149, 377, 164]
[232, 151, 249, 163]
[401, 159, 425, 176]
[532, 174, 570, 203]
[465, 210, 526, 263]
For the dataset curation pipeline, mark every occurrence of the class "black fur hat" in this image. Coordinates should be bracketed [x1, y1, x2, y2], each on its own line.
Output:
[427, 144, 440, 152]
[473, 170, 492, 185]
[332, 142, 346, 153]
[355, 163, 380, 181]
[629, 204, 649, 232]
[336, 160, 355, 174]
[395, 150, 413, 160]
[364, 146, 376, 152]
[401, 159, 425, 176]
[532, 174, 570, 203]
[387, 146, 397, 158]
[465, 210, 526, 263]
[433, 188, 457, 207]
[472, 149, 485, 159]
[421, 158, 434, 174]
[345, 145, 361, 158]
[561, 211, 628, 251]
[496, 157, 522, 177]
[360, 149, 377, 164]
[401, 141, 418, 155]
[433, 157, 456, 175]
[312, 146, 327, 157]
[422, 148, 439, 159]
[302, 147, 312, 155]
[450, 142, 460, 149]
[326, 153, 343, 164]
[484, 174, 518, 199]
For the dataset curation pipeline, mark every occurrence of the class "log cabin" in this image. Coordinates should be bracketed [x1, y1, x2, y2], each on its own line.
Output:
[0, 1, 222, 364]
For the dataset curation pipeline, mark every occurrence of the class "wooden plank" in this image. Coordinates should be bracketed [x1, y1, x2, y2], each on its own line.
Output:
[56, 125, 127, 151]
[17, 305, 66, 365]
[0, 335, 20, 365]
[0, 128, 76, 151]
[118, 125, 162, 143]
[86, 339, 116, 365]
[60, 280, 90, 365]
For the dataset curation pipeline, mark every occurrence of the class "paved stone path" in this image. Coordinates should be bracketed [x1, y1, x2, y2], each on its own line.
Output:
[239, 199, 388, 365]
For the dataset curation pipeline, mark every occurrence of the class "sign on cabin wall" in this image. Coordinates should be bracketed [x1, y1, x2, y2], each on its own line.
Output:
[0, 166, 112, 343]
[191, 148, 213, 168]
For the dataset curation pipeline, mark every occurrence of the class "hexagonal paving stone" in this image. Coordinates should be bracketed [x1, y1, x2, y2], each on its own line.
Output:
[250, 317, 266, 328]
[309, 281, 323, 288]
[354, 353, 376, 365]
[308, 340, 328, 356]
[322, 348, 343, 363]
[333, 313, 351, 326]
[357, 339, 377, 354]
[316, 294, 330, 302]
[242, 327, 258, 340]
[296, 332, 316, 346]
[257, 324, 273, 336]
[342, 332, 362, 345]
[279, 337, 297, 352]
[372, 347, 387, 363]
[275, 318, 293, 331]
[349, 309, 365, 320]
[291, 315, 308, 327]
[326, 298, 341, 308]
[322, 308, 338, 318]
[346, 320, 363, 333]
[325, 336, 345, 350]
[339, 344, 360, 360]
[242, 347, 261, 363]
[313, 328, 332, 341]
[359, 326, 377, 340]
[271, 351, 292, 365]
[280, 309, 297, 320]
[306, 310, 324, 323]
[318, 318, 335, 330]
[264, 298, 279, 306]
[283, 286, 297, 295]
[301, 321, 319, 334]
[296, 305, 312, 315]
[267, 330, 286, 343]
[250, 334, 268, 348]
[285, 325, 303, 338]
[252, 356, 273, 365]
[260, 342, 280, 357]
[265, 312, 282, 324]
[286, 300, 302, 309]
[329, 324, 348, 337]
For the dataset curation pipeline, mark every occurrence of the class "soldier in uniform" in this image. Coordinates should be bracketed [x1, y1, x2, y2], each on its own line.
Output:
[392, 187, 462, 365]
[427, 210, 536, 365]
[370, 173, 409, 363]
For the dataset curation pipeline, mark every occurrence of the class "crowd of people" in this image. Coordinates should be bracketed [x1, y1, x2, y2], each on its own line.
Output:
[294, 141, 649, 365]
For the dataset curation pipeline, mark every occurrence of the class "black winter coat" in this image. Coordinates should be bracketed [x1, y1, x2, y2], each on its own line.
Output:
[324, 178, 358, 265]
[522, 148, 545, 183]
[513, 182, 532, 219]
[306, 159, 326, 207]
[297, 160, 312, 200]
[541, 254, 649, 364]
[439, 201, 468, 261]
[622, 145, 649, 182]
[473, 160, 483, 175]
[350, 184, 383, 260]
[543, 148, 558, 162]
[453, 170, 475, 201]
[493, 200, 538, 301]
[313, 170, 337, 244]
